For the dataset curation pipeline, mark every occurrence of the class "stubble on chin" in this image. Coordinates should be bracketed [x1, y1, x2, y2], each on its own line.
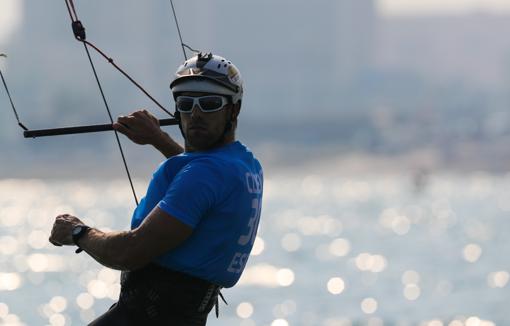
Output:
[186, 131, 214, 151]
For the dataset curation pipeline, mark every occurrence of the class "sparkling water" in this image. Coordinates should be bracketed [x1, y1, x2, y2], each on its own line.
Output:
[0, 173, 508, 326]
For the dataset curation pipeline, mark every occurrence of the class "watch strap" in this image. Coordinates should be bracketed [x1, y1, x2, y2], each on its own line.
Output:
[72, 225, 91, 253]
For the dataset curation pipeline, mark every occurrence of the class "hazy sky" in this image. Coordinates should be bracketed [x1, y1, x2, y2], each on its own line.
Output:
[2, 0, 510, 41]
[1, 0, 509, 70]
[379, 0, 510, 15]
[1, 0, 510, 46]
[0, 0, 22, 46]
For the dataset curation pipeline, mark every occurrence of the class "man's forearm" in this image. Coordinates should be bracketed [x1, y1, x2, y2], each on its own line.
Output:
[153, 131, 184, 158]
[78, 228, 143, 271]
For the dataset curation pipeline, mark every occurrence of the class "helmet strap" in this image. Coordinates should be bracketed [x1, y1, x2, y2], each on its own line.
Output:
[209, 108, 234, 148]
[174, 111, 186, 139]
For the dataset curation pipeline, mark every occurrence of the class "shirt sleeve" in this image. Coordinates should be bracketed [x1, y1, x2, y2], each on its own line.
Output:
[157, 159, 223, 228]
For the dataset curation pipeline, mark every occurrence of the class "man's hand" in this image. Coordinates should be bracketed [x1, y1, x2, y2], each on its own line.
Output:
[113, 109, 165, 145]
[114, 109, 184, 158]
[49, 214, 85, 246]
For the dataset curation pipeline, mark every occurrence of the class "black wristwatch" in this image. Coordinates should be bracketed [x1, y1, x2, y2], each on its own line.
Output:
[72, 225, 91, 253]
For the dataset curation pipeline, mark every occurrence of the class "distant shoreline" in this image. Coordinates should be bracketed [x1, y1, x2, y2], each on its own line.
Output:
[2, 148, 510, 180]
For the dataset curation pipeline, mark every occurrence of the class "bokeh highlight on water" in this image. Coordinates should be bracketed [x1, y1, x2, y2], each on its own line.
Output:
[0, 173, 509, 325]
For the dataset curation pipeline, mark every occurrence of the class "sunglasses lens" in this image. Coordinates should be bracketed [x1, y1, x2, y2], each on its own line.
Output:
[199, 96, 224, 111]
[176, 97, 194, 112]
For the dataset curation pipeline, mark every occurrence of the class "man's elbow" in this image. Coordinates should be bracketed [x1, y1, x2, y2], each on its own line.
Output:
[122, 258, 151, 271]
[116, 233, 154, 271]
[117, 250, 153, 271]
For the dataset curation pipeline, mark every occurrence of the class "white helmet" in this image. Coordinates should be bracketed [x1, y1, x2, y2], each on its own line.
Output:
[170, 52, 243, 104]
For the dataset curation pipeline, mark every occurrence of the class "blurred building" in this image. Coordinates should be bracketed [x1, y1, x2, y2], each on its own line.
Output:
[335, 0, 377, 86]
[376, 13, 510, 91]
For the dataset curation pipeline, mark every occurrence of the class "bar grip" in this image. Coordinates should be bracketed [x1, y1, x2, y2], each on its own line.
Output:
[23, 118, 179, 138]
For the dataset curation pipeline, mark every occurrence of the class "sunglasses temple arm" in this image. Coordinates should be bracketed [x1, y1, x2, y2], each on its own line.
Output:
[23, 118, 179, 138]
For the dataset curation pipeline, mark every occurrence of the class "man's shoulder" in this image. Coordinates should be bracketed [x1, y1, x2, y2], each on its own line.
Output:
[163, 142, 262, 177]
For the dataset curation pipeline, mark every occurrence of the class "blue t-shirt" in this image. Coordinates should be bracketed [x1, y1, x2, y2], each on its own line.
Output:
[130, 141, 263, 288]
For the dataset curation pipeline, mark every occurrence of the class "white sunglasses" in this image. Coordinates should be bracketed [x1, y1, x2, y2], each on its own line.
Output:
[175, 95, 229, 113]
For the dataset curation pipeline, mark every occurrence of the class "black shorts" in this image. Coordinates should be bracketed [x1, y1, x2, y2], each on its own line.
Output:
[89, 263, 221, 326]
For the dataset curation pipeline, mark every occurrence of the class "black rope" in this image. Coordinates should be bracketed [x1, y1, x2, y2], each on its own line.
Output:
[1, 1, 193, 207]
[64, 0, 174, 118]
[0, 55, 28, 131]
[61, 0, 195, 206]
[170, 0, 189, 60]
[81, 43, 139, 206]
[64, 0, 139, 205]
[182, 43, 200, 55]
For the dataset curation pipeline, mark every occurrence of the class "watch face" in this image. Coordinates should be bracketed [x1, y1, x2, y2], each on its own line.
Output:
[72, 226, 83, 236]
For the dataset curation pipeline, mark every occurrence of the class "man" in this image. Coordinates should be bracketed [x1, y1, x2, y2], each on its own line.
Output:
[49, 52, 264, 325]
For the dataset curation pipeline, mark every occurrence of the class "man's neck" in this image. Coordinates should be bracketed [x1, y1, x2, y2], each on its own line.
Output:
[185, 137, 235, 153]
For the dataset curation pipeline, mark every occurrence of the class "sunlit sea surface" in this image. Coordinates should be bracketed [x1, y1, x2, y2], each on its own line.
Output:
[0, 173, 509, 326]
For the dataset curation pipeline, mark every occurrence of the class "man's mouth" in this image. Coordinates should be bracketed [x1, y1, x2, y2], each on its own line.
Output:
[189, 124, 207, 131]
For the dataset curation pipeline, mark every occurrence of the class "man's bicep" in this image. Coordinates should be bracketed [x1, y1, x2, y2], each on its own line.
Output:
[131, 206, 193, 264]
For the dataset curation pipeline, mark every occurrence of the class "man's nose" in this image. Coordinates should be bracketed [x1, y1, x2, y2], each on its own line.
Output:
[190, 104, 203, 118]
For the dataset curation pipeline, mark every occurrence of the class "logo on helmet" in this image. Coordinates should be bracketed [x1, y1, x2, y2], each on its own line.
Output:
[228, 66, 240, 84]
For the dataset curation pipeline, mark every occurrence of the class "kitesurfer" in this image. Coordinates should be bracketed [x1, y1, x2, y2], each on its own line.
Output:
[49, 52, 263, 325]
